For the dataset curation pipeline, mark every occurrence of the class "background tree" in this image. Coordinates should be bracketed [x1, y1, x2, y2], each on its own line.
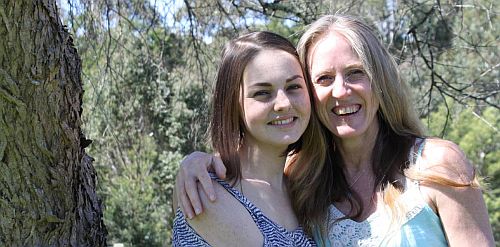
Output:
[0, 0, 106, 246]
[62, 0, 211, 245]
[58, 0, 498, 245]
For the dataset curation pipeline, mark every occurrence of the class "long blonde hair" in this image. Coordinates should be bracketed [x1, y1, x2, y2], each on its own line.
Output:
[291, 14, 480, 238]
[290, 14, 427, 235]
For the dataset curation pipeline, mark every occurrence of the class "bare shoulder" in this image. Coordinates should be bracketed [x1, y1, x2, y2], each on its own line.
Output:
[187, 181, 262, 246]
[420, 138, 475, 183]
[419, 138, 495, 246]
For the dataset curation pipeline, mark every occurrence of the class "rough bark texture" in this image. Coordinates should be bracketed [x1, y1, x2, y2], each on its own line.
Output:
[0, 0, 107, 246]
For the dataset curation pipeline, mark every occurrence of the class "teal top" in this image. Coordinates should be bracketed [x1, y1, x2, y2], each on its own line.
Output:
[316, 138, 448, 247]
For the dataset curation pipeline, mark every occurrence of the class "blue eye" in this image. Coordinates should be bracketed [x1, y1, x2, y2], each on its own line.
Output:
[316, 75, 334, 85]
[346, 69, 366, 82]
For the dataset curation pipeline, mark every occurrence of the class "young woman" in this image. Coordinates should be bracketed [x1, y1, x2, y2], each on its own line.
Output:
[172, 31, 324, 246]
[174, 15, 495, 247]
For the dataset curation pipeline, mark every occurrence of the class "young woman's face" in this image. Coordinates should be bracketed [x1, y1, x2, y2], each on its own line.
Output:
[240, 49, 311, 148]
[307, 32, 379, 140]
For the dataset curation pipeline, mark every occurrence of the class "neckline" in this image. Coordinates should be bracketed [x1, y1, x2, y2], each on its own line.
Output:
[329, 184, 430, 227]
[328, 204, 381, 225]
[330, 138, 428, 225]
[211, 173, 305, 234]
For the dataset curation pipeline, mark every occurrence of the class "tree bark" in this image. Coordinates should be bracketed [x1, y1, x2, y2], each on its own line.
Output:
[0, 0, 106, 246]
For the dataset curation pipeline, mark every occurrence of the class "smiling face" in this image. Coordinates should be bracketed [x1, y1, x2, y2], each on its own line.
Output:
[308, 31, 379, 141]
[240, 49, 311, 148]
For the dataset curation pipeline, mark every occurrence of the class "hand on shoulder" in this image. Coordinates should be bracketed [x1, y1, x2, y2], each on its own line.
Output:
[174, 152, 227, 219]
[186, 181, 263, 247]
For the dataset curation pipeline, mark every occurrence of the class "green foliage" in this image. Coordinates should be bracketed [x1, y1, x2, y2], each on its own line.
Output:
[102, 136, 169, 246]
[265, 19, 302, 45]
[68, 2, 210, 244]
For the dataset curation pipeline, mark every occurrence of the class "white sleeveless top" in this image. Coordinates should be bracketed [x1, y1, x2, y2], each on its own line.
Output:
[323, 139, 448, 246]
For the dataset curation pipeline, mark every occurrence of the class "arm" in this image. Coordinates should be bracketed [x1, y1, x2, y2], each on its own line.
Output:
[185, 182, 263, 246]
[175, 151, 227, 218]
[420, 139, 494, 246]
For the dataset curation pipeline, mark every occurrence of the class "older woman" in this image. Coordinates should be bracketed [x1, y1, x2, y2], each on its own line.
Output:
[175, 15, 494, 246]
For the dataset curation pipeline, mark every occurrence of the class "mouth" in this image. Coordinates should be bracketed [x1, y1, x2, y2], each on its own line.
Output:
[332, 104, 361, 116]
[268, 117, 297, 126]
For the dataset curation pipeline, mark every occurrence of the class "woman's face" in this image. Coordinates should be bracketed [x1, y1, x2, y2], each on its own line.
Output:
[307, 32, 379, 141]
[240, 49, 311, 148]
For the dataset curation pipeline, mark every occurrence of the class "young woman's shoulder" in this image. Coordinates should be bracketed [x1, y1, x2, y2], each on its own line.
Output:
[186, 181, 263, 246]
[420, 137, 475, 183]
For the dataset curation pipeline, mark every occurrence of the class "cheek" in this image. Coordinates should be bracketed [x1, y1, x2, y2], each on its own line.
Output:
[312, 93, 332, 128]
[241, 100, 260, 127]
[361, 87, 380, 122]
[313, 86, 330, 104]
[298, 92, 312, 115]
[369, 99, 380, 119]
[301, 99, 312, 123]
[312, 86, 330, 111]
[361, 86, 380, 111]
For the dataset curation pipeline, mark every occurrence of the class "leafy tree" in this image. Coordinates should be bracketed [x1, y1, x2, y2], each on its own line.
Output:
[63, 1, 211, 245]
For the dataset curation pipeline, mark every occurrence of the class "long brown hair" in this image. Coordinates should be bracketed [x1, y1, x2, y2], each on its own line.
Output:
[210, 31, 327, 187]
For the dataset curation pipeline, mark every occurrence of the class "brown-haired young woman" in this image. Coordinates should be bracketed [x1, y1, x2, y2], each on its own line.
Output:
[172, 31, 324, 246]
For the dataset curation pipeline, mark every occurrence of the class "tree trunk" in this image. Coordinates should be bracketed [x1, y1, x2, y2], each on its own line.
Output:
[0, 0, 107, 246]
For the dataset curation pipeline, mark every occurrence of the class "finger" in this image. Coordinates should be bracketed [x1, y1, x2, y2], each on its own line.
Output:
[197, 170, 216, 201]
[180, 190, 195, 219]
[212, 154, 227, 179]
[177, 177, 195, 219]
[185, 176, 203, 216]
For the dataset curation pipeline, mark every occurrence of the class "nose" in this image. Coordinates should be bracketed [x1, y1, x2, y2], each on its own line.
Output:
[331, 75, 349, 98]
[274, 90, 291, 112]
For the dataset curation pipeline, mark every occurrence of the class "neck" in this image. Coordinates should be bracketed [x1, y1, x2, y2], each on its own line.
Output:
[238, 141, 288, 188]
[336, 122, 379, 172]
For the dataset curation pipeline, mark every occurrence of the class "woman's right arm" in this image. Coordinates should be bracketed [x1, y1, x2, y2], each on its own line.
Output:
[175, 151, 227, 219]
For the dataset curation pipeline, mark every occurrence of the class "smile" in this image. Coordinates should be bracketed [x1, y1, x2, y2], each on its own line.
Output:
[268, 117, 296, 125]
[333, 105, 361, 116]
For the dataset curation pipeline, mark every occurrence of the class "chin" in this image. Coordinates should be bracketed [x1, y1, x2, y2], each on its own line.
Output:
[332, 126, 363, 139]
[275, 136, 301, 146]
[282, 136, 302, 145]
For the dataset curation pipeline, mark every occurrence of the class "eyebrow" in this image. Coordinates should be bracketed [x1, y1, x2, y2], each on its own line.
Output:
[285, 74, 303, 82]
[248, 74, 303, 87]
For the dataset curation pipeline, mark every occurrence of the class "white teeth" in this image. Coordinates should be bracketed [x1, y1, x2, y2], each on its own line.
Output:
[334, 105, 360, 115]
[270, 118, 294, 125]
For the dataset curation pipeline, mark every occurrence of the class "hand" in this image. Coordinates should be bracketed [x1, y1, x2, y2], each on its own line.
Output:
[175, 151, 226, 219]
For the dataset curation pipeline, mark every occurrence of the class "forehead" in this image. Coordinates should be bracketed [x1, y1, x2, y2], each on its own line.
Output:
[243, 49, 303, 86]
[308, 32, 361, 72]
